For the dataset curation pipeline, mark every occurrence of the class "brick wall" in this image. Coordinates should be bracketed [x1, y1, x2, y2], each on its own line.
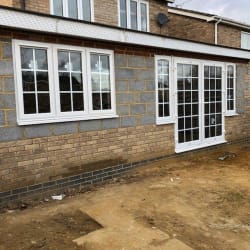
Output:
[168, 12, 246, 49]
[0, 30, 249, 194]
[0, 0, 12, 7]
[12, 0, 50, 13]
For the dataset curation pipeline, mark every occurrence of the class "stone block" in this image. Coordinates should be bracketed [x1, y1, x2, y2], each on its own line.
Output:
[0, 94, 15, 109]
[53, 122, 78, 135]
[141, 115, 155, 125]
[117, 105, 129, 116]
[0, 61, 14, 75]
[80, 120, 102, 132]
[136, 69, 154, 81]
[128, 56, 146, 68]
[6, 110, 16, 125]
[141, 92, 155, 103]
[0, 110, 4, 125]
[145, 81, 155, 91]
[147, 103, 156, 114]
[102, 118, 120, 129]
[24, 124, 52, 138]
[121, 117, 137, 127]
[115, 68, 136, 80]
[4, 77, 15, 92]
[114, 54, 127, 67]
[116, 80, 129, 92]
[116, 93, 134, 104]
[2, 43, 12, 59]
[129, 80, 144, 91]
[130, 104, 146, 115]
[145, 57, 154, 68]
[0, 127, 22, 141]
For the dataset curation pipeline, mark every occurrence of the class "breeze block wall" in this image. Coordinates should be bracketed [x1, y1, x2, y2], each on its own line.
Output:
[0, 36, 175, 193]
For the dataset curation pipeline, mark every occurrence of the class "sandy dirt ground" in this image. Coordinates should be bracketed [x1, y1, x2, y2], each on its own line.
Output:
[0, 143, 249, 250]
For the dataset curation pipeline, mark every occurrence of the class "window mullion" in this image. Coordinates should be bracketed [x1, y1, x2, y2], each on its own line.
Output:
[127, 0, 131, 28]
[63, 0, 68, 17]
[78, 0, 83, 20]
[137, 0, 141, 31]
[33, 49, 39, 114]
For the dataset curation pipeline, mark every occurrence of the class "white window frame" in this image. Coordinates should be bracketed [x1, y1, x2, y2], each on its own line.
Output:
[225, 63, 237, 116]
[50, 0, 94, 22]
[155, 55, 174, 125]
[241, 31, 250, 50]
[118, 0, 149, 32]
[13, 40, 117, 125]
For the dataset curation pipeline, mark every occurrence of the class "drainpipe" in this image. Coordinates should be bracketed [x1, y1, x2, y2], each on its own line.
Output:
[21, 0, 26, 10]
[214, 18, 222, 45]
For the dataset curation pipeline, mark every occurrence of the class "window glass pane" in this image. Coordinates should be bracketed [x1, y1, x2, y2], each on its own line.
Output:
[53, 0, 63, 16]
[92, 93, 101, 110]
[120, 0, 127, 28]
[102, 93, 111, 110]
[37, 72, 49, 91]
[71, 52, 82, 72]
[82, 0, 91, 21]
[58, 51, 70, 71]
[59, 72, 70, 91]
[91, 54, 100, 71]
[73, 93, 84, 111]
[68, 0, 78, 18]
[21, 48, 33, 69]
[100, 55, 110, 73]
[60, 93, 72, 112]
[35, 49, 48, 70]
[101, 75, 111, 91]
[72, 73, 83, 91]
[130, 0, 138, 30]
[140, 3, 147, 31]
[91, 73, 100, 91]
[38, 94, 51, 113]
[22, 71, 35, 91]
[23, 94, 36, 114]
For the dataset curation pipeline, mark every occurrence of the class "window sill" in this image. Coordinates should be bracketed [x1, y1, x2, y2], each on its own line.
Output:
[156, 119, 175, 125]
[225, 112, 239, 117]
[17, 113, 119, 126]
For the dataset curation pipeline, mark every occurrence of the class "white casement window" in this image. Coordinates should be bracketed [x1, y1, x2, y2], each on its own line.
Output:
[155, 56, 174, 124]
[13, 40, 116, 125]
[226, 64, 237, 115]
[119, 0, 149, 32]
[241, 32, 250, 50]
[51, 0, 93, 22]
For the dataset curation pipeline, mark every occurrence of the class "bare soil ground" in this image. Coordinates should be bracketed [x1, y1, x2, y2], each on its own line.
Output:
[0, 143, 249, 250]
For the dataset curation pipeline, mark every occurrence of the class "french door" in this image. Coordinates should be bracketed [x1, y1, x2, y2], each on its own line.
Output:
[175, 59, 225, 153]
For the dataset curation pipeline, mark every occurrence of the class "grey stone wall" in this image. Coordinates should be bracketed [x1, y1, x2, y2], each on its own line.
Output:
[0, 39, 156, 142]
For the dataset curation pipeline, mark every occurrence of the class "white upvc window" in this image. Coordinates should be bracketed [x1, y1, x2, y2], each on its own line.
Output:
[13, 40, 116, 125]
[226, 64, 237, 115]
[51, 0, 93, 22]
[241, 32, 250, 50]
[155, 56, 174, 124]
[118, 0, 149, 32]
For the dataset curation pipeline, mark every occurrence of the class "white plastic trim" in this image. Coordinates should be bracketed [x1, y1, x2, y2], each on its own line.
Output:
[1, 8, 250, 59]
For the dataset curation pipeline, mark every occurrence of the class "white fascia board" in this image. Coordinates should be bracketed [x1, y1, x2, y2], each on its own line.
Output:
[0, 8, 250, 59]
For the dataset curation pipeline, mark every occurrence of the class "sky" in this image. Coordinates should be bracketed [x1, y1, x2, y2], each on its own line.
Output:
[170, 0, 250, 25]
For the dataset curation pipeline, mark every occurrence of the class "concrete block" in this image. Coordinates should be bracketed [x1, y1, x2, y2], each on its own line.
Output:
[0, 61, 14, 75]
[121, 117, 137, 127]
[141, 115, 155, 125]
[2, 43, 12, 59]
[141, 92, 155, 103]
[117, 105, 129, 116]
[0, 127, 22, 141]
[0, 110, 4, 125]
[130, 104, 146, 115]
[6, 110, 16, 125]
[128, 56, 146, 68]
[4, 77, 15, 92]
[102, 118, 120, 129]
[24, 124, 52, 138]
[116, 93, 134, 104]
[0, 94, 16, 109]
[147, 103, 156, 114]
[53, 122, 78, 135]
[145, 81, 155, 91]
[115, 69, 136, 80]
[136, 69, 154, 81]
[80, 120, 101, 132]
[129, 81, 144, 91]
[145, 57, 154, 68]
[116, 80, 129, 92]
[114, 54, 127, 67]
